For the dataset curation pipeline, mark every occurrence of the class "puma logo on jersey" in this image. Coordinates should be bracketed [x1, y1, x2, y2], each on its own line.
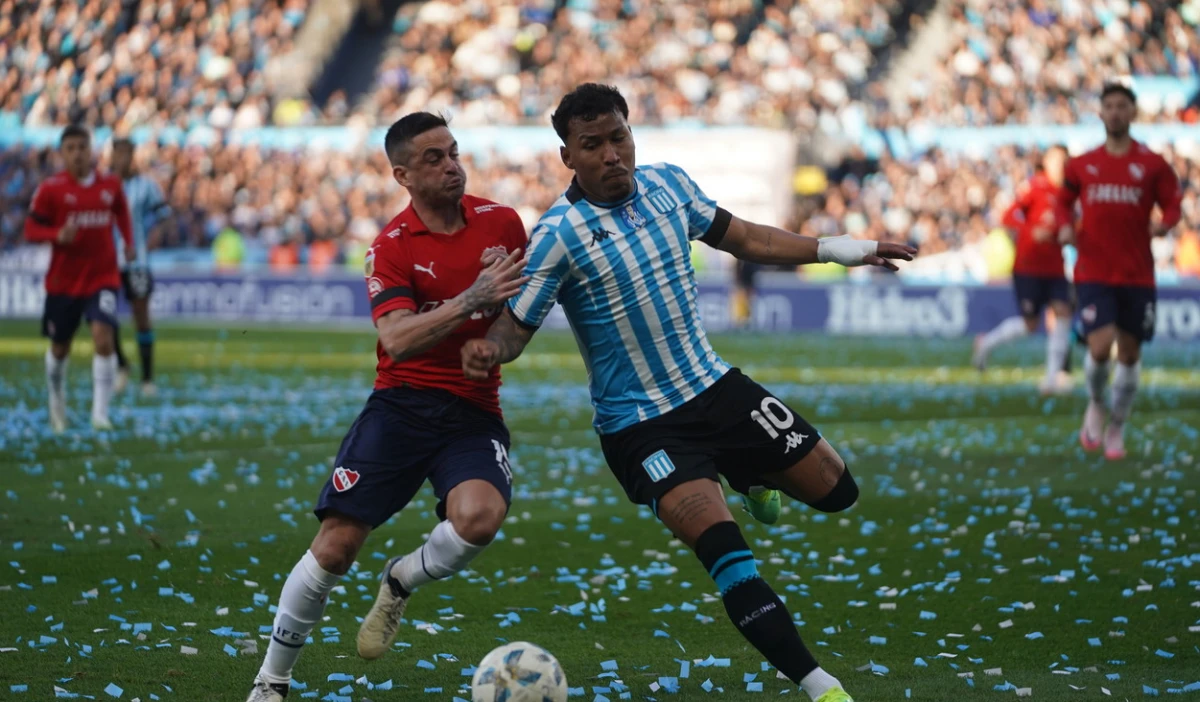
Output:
[414, 262, 437, 278]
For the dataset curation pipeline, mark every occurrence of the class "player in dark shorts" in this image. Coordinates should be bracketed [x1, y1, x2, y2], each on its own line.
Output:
[23, 124, 134, 433]
[973, 145, 1075, 394]
[245, 113, 529, 702]
[109, 138, 170, 397]
[1058, 83, 1182, 460]
[464, 84, 916, 702]
[732, 259, 761, 328]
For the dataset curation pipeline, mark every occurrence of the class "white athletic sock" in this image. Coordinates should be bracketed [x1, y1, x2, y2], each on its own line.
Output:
[1110, 362, 1140, 424]
[980, 316, 1029, 354]
[91, 353, 117, 421]
[390, 520, 486, 594]
[259, 551, 340, 685]
[46, 350, 67, 395]
[1045, 322, 1071, 385]
[1084, 354, 1111, 405]
[799, 667, 842, 700]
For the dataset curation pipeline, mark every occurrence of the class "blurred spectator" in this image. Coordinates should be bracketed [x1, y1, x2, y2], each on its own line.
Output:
[1, 0, 309, 129]
[212, 222, 246, 269]
[889, 0, 1200, 127]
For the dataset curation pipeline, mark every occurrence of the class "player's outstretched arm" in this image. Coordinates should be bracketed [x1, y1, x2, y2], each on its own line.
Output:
[716, 215, 916, 271]
[378, 248, 528, 363]
[462, 310, 536, 380]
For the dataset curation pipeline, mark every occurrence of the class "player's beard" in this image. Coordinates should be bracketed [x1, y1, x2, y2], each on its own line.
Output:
[1105, 122, 1130, 140]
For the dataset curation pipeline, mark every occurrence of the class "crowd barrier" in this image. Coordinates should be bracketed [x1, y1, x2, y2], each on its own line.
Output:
[3, 268, 1198, 340]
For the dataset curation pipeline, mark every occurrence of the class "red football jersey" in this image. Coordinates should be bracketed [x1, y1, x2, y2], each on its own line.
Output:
[24, 171, 133, 297]
[367, 195, 528, 416]
[1003, 172, 1067, 278]
[1060, 141, 1182, 287]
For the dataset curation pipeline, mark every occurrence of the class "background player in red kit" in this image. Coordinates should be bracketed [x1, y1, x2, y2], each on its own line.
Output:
[1059, 83, 1183, 460]
[973, 145, 1075, 395]
[23, 124, 134, 433]
[245, 113, 529, 702]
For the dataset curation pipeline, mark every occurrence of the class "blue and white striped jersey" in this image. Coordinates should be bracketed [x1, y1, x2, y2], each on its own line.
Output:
[508, 162, 734, 434]
[113, 173, 169, 267]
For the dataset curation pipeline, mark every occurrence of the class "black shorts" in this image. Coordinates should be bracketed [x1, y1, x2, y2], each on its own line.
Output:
[598, 369, 821, 510]
[1012, 274, 1071, 317]
[121, 267, 155, 300]
[314, 386, 512, 528]
[1075, 283, 1157, 343]
[42, 289, 119, 344]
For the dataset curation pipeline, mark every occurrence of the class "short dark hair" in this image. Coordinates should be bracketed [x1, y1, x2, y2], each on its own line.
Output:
[1101, 82, 1137, 104]
[112, 137, 134, 151]
[551, 83, 629, 143]
[384, 112, 449, 165]
[60, 124, 90, 146]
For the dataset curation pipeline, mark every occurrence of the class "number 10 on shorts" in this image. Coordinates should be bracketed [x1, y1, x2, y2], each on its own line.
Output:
[750, 397, 794, 438]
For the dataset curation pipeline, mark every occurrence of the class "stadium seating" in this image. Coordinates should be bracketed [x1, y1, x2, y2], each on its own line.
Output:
[1, 0, 1197, 278]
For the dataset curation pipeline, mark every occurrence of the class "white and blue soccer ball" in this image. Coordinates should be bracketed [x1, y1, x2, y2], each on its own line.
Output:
[470, 641, 568, 702]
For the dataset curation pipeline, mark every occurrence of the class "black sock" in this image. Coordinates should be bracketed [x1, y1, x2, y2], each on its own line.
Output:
[695, 521, 819, 683]
[1062, 344, 1073, 374]
[113, 327, 129, 370]
[137, 329, 155, 382]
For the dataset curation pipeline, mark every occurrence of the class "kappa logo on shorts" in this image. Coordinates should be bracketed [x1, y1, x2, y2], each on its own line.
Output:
[783, 432, 809, 454]
[642, 450, 676, 483]
[331, 466, 360, 493]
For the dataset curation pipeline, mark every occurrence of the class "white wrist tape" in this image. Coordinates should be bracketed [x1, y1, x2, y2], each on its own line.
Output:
[817, 235, 878, 267]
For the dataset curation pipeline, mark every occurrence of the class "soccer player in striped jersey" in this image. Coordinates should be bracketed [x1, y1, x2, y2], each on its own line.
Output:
[463, 84, 916, 702]
[110, 138, 170, 397]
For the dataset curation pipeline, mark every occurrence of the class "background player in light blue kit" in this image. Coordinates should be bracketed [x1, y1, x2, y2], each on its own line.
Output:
[463, 83, 916, 702]
[110, 138, 171, 397]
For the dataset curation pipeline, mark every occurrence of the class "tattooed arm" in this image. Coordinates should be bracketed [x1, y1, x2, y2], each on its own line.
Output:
[460, 309, 536, 379]
[378, 248, 528, 363]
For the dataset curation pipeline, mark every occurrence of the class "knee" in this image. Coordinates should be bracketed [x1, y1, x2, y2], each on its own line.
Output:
[309, 520, 367, 575]
[1023, 317, 1039, 334]
[1089, 345, 1112, 363]
[449, 499, 507, 546]
[1116, 348, 1141, 366]
[92, 331, 114, 356]
[809, 464, 858, 513]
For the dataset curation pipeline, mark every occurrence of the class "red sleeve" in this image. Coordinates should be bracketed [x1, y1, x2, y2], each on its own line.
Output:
[506, 209, 530, 252]
[368, 237, 416, 323]
[1058, 158, 1081, 219]
[1155, 158, 1182, 230]
[1001, 184, 1031, 230]
[112, 182, 134, 250]
[23, 182, 60, 243]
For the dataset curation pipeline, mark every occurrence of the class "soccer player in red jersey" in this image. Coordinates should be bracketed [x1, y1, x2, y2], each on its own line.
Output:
[1058, 83, 1183, 460]
[973, 145, 1075, 395]
[23, 124, 134, 433]
[245, 113, 529, 702]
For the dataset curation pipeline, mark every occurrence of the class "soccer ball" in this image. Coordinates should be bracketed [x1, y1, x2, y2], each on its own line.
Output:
[470, 641, 568, 702]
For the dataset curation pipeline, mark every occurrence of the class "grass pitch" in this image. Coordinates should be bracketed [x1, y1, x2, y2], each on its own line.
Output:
[1, 321, 1198, 701]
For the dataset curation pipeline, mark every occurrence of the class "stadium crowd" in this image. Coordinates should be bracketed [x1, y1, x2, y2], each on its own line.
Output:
[2, 0, 1198, 277]
[885, 0, 1200, 128]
